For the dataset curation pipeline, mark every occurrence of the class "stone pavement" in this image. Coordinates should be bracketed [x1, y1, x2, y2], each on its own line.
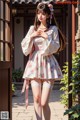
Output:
[12, 89, 68, 120]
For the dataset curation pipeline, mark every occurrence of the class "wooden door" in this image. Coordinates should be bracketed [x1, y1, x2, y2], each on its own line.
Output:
[0, 0, 12, 119]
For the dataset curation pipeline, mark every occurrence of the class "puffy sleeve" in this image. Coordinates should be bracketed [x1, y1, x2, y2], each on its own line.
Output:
[21, 25, 34, 56]
[42, 26, 60, 56]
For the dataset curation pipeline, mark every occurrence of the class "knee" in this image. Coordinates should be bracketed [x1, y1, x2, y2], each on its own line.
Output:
[41, 102, 45, 107]
[34, 95, 41, 104]
[41, 101, 48, 108]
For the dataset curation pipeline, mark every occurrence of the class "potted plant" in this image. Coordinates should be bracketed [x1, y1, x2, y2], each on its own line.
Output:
[12, 68, 23, 82]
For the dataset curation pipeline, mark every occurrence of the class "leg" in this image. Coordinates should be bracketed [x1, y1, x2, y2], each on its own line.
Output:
[41, 81, 53, 120]
[31, 80, 42, 120]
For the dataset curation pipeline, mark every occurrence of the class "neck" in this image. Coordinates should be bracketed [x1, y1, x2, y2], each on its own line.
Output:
[40, 22, 47, 28]
[39, 23, 48, 32]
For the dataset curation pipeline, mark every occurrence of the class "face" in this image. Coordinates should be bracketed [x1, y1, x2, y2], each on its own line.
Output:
[37, 11, 49, 23]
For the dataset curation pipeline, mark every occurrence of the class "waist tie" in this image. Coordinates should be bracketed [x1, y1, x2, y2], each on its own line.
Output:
[21, 79, 29, 108]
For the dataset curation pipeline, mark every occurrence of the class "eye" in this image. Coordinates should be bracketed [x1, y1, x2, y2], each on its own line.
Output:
[42, 12, 46, 15]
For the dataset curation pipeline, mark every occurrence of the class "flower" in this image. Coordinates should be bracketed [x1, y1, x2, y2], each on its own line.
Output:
[48, 4, 54, 24]
[48, 4, 54, 12]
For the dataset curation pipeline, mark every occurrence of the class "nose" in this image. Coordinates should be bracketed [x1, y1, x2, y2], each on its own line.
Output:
[39, 13, 42, 17]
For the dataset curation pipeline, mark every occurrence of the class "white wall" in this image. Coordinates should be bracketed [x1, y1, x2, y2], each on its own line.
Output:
[14, 17, 24, 70]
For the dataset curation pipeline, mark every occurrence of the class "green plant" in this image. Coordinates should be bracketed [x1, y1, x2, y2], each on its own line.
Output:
[60, 62, 68, 106]
[60, 54, 77, 107]
[12, 83, 16, 92]
[70, 52, 80, 99]
[12, 68, 23, 82]
[63, 52, 80, 120]
[64, 104, 80, 120]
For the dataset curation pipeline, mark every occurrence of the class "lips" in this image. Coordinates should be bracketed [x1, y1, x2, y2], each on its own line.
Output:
[39, 18, 43, 21]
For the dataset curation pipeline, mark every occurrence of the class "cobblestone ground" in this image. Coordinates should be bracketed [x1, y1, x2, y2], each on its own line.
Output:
[12, 89, 68, 120]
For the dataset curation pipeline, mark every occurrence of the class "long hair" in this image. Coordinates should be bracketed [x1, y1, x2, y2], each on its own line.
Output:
[34, 2, 66, 52]
[53, 15, 66, 52]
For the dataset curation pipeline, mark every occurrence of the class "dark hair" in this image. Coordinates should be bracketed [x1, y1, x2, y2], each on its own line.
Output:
[34, 2, 66, 52]
[53, 16, 66, 52]
[34, 2, 55, 30]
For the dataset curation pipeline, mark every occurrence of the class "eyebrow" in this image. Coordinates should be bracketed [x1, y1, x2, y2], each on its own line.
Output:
[37, 10, 46, 14]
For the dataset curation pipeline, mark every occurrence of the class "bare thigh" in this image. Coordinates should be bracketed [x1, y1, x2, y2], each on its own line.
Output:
[31, 80, 41, 103]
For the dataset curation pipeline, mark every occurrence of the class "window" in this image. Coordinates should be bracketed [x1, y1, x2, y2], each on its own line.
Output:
[0, 0, 11, 61]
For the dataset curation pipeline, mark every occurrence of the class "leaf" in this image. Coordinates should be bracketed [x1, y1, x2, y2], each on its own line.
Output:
[68, 90, 73, 94]
[69, 83, 74, 86]
[72, 113, 79, 118]
[64, 109, 73, 115]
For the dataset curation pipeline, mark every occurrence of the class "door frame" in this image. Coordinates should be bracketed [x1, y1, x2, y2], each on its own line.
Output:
[0, 0, 12, 119]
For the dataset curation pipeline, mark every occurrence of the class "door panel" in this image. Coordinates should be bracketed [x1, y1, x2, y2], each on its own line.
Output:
[0, 62, 11, 110]
[0, 0, 12, 119]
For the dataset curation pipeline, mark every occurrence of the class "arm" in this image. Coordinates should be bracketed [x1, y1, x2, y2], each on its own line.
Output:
[42, 26, 60, 56]
[21, 26, 34, 56]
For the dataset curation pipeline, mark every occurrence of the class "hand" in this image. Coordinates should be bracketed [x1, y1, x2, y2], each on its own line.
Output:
[30, 31, 41, 40]
[37, 30, 48, 39]
[30, 30, 48, 40]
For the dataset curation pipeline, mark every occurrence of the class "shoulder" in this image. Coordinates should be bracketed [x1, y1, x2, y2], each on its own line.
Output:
[47, 25, 58, 35]
[51, 25, 58, 31]
[29, 25, 34, 30]
[27, 25, 34, 33]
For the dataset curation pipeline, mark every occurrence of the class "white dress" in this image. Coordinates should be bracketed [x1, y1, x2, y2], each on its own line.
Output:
[21, 25, 63, 81]
[21, 26, 62, 80]
[21, 25, 63, 108]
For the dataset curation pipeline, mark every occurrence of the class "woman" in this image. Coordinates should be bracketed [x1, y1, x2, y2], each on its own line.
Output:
[21, 2, 66, 120]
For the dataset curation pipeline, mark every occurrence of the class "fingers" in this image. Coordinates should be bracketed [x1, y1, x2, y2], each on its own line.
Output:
[32, 30, 45, 38]
[37, 30, 44, 36]
[37, 30, 42, 34]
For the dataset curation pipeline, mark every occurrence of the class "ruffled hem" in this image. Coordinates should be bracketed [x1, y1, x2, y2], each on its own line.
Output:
[22, 76, 63, 81]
